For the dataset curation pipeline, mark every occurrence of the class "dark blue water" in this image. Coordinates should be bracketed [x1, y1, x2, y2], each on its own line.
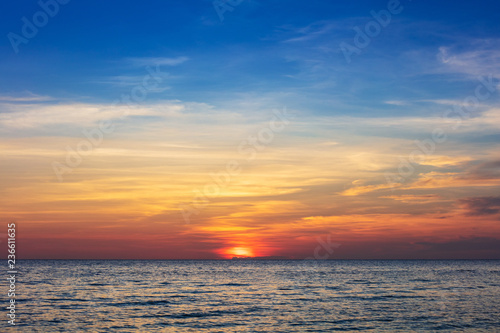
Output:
[6, 260, 500, 332]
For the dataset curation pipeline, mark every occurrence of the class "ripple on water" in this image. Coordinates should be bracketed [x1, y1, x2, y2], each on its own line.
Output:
[17, 260, 500, 332]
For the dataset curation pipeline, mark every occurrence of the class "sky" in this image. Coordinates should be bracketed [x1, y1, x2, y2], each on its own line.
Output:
[1, 0, 500, 259]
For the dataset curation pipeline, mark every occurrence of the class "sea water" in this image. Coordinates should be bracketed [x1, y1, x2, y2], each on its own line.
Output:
[8, 260, 500, 332]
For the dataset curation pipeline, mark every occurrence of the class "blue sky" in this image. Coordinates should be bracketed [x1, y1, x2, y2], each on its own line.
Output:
[1, 1, 500, 259]
[2, 0, 500, 116]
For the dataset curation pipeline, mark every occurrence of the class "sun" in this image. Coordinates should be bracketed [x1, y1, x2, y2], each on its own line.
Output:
[225, 246, 254, 258]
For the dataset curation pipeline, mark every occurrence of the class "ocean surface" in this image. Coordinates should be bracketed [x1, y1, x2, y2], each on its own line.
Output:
[6, 260, 500, 332]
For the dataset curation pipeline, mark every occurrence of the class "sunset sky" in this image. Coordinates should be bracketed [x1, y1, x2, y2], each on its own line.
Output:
[1, 0, 500, 259]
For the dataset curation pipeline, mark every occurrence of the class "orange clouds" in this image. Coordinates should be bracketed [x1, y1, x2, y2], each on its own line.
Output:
[2, 102, 500, 259]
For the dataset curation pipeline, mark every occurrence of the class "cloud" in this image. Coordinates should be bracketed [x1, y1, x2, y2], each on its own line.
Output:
[92, 75, 172, 91]
[280, 21, 340, 43]
[0, 102, 182, 129]
[417, 236, 500, 252]
[438, 41, 500, 78]
[381, 194, 441, 204]
[419, 99, 488, 108]
[340, 183, 394, 196]
[0, 93, 54, 103]
[92, 57, 188, 88]
[125, 56, 189, 67]
[384, 100, 408, 106]
[466, 160, 500, 180]
[459, 196, 500, 216]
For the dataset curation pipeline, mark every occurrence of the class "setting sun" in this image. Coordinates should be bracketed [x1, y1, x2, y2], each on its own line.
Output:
[224, 247, 254, 258]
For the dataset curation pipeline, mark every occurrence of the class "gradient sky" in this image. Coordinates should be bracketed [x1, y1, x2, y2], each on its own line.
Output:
[1, 0, 500, 259]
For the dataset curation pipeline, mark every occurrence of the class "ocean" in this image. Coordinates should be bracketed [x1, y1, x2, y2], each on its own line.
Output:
[7, 260, 500, 332]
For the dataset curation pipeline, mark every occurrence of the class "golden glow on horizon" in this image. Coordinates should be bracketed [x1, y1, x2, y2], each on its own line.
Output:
[1, 102, 500, 258]
[221, 246, 255, 258]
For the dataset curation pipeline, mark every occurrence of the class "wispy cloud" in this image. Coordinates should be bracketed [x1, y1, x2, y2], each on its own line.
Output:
[465, 160, 500, 180]
[438, 40, 500, 78]
[0, 102, 176, 128]
[92, 75, 172, 91]
[280, 21, 341, 43]
[125, 56, 189, 67]
[0, 93, 54, 103]
[382, 194, 442, 204]
[460, 196, 500, 216]
[384, 100, 408, 106]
